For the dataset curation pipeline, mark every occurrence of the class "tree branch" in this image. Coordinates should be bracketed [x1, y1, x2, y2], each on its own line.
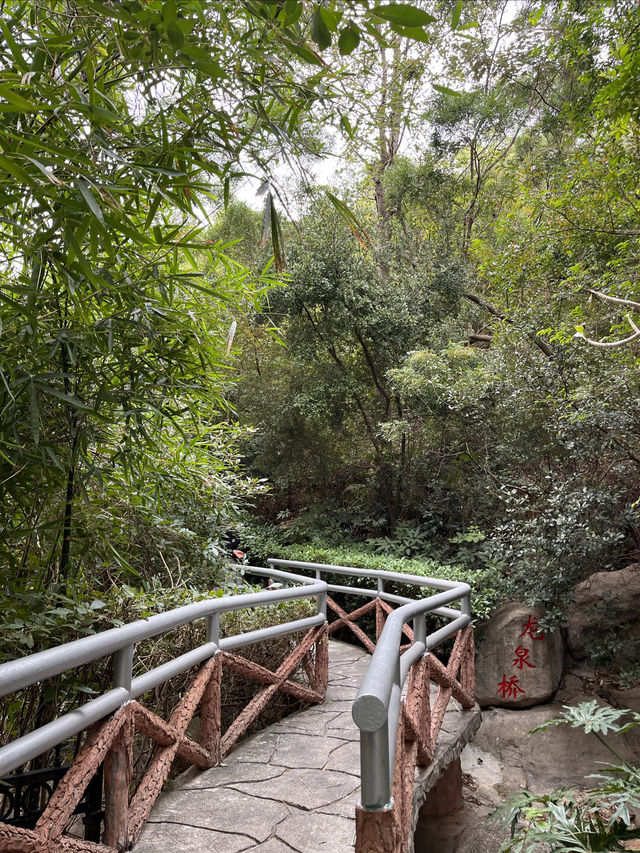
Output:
[463, 290, 555, 357]
[575, 290, 640, 348]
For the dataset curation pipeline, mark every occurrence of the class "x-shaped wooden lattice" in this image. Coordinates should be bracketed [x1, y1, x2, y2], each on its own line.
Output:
[0, 624, 328, 853]
[326, 596, 414, 653]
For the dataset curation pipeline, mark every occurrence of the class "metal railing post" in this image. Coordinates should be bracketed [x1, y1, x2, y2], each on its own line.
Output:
[105, 648, 133, 849]
[461, 592, 471, 618]
[112, 644, 133, 697]
[206, 613, 220, 645]
[359, 723, 392, 810]
[317, 590, 327, 619]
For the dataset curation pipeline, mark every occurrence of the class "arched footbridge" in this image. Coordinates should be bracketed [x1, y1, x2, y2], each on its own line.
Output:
[0, 560, 480, 853]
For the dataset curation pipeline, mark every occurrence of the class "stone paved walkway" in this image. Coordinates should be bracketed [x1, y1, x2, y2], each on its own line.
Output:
[133, 640, 480, 853]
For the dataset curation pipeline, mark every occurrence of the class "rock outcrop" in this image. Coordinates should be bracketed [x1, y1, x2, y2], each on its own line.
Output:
[567, 563, 640, 662]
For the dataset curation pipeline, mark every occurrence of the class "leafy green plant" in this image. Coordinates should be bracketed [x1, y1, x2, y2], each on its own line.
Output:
[495, 701, 640, 852]
[239, 534, 501, 621]
[0, 575, 314, 756]
[281, 501, 352, 546]
[488, 482, 633, 625]
[367, 521, 433, 559]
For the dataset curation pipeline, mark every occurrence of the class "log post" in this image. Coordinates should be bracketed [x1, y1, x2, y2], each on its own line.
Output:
[355, 805, 403, 853]
[200, 654, 222, 765]
[459, 627, 475, 699]
[407, 656, 432, 766]
[314, 625, 329, 697]
[375, 599, 386, 640]
[103, 707, 133, 850]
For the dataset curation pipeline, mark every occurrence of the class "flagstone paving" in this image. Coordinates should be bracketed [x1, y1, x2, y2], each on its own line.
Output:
[133, 641, 480, 853]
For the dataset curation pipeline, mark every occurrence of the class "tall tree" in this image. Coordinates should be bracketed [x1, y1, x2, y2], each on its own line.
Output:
[0, 0, 442, 583]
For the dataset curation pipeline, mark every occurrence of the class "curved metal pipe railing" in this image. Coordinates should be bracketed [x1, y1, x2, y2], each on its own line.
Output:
[0, 565, 326, 778]
[267, 558, 472, 811]
[0, 557, 472, 818]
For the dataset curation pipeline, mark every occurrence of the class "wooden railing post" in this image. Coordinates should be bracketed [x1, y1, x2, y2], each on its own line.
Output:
[314, 624, 329, 696]
[407, 656, 432, 766]
[375, 598, 386, 640]
[103, 706, 133, 850]
[460, 626, 475, 698]
[200, 655, 222, 765]
[356, 804, 403, 853]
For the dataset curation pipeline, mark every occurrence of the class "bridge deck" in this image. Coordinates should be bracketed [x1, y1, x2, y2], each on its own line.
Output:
[133, 641, 480, 853]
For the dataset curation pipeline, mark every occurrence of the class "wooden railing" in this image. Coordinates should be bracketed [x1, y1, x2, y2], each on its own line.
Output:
[0, 566, 328, 853]
[354, 621, 475, 852]
[0, 561, 475, 853]
[268, 559, 475, 853]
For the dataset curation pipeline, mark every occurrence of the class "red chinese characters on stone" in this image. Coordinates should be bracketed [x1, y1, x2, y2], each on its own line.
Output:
[497, 674, 525, 699]
[519, 615, 544, 640]
[496, 614, 546, 699]
[512, 646, 536, 670]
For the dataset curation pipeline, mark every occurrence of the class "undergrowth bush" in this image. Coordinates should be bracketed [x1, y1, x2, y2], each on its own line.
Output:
[489, 483, 634, 624]
[239, 530, 502, 622]
[495, 701, 640, 852]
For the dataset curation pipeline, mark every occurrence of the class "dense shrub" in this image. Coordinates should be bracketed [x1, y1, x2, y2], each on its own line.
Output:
[238, 529, 502, 622]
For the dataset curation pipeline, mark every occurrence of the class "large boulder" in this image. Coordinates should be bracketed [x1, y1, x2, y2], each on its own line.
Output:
[567, 563, 640, 662]
[475, 603, 563, 708]
[472, 699, 640, 792]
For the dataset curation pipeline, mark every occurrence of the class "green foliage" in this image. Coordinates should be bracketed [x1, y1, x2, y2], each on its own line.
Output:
[367, 521, 433, 559]
[489, 480, 633, 623]
[0, 0, 309, 591]
[0, 572, 313, 746]
[231, 192, 464, 529]
[232, 1, 640, 668]
[530, 700, 640, 737]
[495, 701, 640, 852]
[390, 345, 493, 412]
[0, 0, 449, 594]
[239, 527, 501, 621]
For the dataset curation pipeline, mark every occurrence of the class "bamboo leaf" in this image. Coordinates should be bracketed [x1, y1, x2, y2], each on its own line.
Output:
[0, 84, 40, 112]
[451, 0, 463, 30]
[338, 24, 360, 55]
[281, 37, 324, 66]
[311, 8, 331, 50]
[75, 178, 105, 225]
[226, 319, 237, 356]
[30, 383, 40, 446]
[432, 83, 462, 97]
[370, 4, 436, 27]
[21, 155, 64, 185]
[0, 20, 28, 71]
[259, 191, 272, 249]
[167, 21, 185, 49]
[323, 190, 371, 248]
[270, 199, 285, 271]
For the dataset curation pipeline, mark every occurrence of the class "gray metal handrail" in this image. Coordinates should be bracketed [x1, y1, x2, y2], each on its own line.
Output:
[0, 557, 471, 819]
[0, 565, 327, 778]
[267, 558, 472, 811]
